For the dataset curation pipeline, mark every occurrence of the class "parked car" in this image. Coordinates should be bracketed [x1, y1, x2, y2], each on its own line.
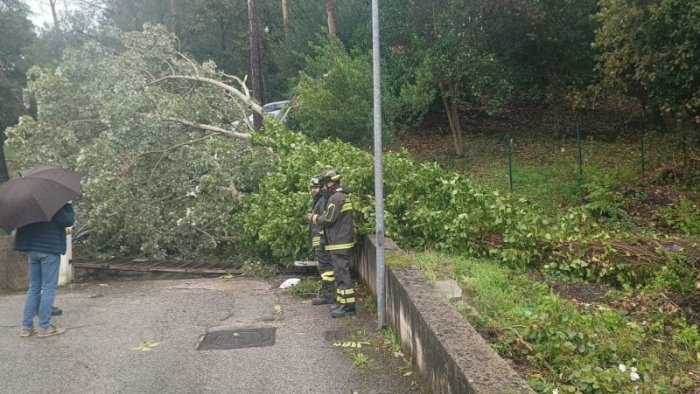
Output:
[232, 100, 290, 130]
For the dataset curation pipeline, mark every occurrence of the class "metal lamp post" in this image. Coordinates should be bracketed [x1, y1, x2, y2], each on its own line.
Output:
[371, 0, 386, 329]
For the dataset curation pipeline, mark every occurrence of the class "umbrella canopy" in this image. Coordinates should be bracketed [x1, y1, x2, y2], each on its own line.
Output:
[0, 165, 81, 233]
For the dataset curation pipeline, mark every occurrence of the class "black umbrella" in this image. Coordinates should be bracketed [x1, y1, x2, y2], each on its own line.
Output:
[0, 165, 81, 233]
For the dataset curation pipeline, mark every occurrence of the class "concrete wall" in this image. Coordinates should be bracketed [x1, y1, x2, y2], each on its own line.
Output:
[0, 233, 73, 290]
[357, 235, 532, 394]
[0, 236, 28, 291]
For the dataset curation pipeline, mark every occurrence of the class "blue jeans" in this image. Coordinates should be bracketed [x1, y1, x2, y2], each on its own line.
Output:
[22, 252, 61, 330]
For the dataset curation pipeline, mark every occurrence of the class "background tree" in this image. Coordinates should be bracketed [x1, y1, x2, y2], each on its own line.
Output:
[594, 0, 700, 126]
[281, 0, 289, 31]
[291, 37, 399, 146]
[378, 0, 511, 154]
[324, 0, 337, 36]
[477, 0, 598, 100]
[0, 0, 35, 182]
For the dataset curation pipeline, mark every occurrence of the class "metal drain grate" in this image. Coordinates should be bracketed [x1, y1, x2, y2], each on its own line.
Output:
[197, 327, 276, 350]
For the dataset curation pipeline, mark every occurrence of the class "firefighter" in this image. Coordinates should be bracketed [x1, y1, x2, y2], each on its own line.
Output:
[307, 168, 355, 318]
[308, 175, 335, 305]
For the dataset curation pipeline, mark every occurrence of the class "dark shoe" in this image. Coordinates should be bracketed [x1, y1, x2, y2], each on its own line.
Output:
[52, 306, 62, 316]
[330, 303, 341, 310]
[311, 295, 335, 305]
[311, 283, 335, 305]
[330, 304, 356, 318]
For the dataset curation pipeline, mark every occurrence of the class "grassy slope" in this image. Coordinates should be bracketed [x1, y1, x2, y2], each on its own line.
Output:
[394, 108, 700, 393]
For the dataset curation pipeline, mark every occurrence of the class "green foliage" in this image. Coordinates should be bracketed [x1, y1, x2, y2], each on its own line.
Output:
[658, 197, 700, 237]
[413, 252, 699, 394]
[645, 258, 697, 294]
[281, 278, 319, 298]
[239, 259, 278, 278]
[594, 0, 700, 124]
[580, 179, 629, 225]
[240, 123, 614, 268]
[418, 44, 512, 116]
[523, 297, 650, 393]
[379, 0, 513, 120]
[6, 26, 271, 258]
[291, 37, 398, 146]
[0, 1, 35, 182]
[484, 0, 599, 98]
[0, 3, 34, 83]
[351, 352, 371, 368]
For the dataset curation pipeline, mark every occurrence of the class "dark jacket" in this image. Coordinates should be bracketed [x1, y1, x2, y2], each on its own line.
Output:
[309, 194, 326, 250]
[14, 203, 75, 255]
[312, 186, 353, 255]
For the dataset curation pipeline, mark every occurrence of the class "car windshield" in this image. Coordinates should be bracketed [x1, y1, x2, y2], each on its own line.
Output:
[262, 101, 289, 112]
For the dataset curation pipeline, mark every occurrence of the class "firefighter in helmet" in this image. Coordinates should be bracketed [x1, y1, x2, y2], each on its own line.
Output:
[308, 175, 335, 305]
[306, 168, 355, 318]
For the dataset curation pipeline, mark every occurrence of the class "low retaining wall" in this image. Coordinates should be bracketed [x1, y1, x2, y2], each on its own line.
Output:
[357, 235, 532, 394]
[0, 236, 28, 291]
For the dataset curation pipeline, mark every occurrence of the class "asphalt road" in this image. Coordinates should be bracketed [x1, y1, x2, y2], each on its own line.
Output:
[0, 276, 417, 394]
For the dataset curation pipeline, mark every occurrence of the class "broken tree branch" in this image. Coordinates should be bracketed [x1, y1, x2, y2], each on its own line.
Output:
[163, 117, 252, 140]
[148, 75, 263, 115]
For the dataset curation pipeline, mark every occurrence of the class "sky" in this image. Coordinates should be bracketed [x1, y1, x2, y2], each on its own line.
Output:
[22, 0, 82, 29]
[23, 0, 56, 28]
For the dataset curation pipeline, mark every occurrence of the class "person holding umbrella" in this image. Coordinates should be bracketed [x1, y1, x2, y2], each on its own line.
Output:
[0, 165, 80, 338]
[16, 203, 74, 337]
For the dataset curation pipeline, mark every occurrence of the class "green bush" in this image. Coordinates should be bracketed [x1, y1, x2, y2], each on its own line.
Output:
[239, 124, 600, 266]
[658, 196, 700, 237]
[414, 252, 699, 393]
[290, 37, 398, 147]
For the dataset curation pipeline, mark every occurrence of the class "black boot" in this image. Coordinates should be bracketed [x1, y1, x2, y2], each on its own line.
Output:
[330, 304, 355, 318]
[311, 283, 335, 305]
[51, 306, 62, 316]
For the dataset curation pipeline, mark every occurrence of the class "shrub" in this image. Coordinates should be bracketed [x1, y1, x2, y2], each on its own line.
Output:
[290, 37, 398, 147]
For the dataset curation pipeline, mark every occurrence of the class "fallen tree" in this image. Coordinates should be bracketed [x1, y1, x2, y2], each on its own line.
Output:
[7, 24, 274, 258]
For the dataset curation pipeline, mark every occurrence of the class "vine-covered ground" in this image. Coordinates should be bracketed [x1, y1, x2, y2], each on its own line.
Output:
[394, 109, 699, 393]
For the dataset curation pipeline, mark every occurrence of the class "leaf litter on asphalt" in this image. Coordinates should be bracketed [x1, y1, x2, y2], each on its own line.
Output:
[132, 340, 161, 351]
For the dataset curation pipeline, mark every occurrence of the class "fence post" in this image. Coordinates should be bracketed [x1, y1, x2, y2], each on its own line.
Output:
[507, 134, 513, 193]
[641, 131, 646, 178]
[577, 122, 583, 178]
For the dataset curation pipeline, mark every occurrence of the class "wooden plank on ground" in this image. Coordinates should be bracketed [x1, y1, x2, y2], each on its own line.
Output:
[72, 257, 241, 275]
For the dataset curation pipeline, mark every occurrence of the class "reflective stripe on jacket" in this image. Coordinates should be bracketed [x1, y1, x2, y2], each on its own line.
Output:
[312, 187, 353, 254]
[309, 194, 326, 250]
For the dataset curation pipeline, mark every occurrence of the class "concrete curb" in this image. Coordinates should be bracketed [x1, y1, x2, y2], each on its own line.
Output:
[356, 235, 533, 393]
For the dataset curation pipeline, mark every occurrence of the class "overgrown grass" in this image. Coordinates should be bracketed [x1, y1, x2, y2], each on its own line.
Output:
[410, 251, 700, 393]
[281, 278, 319, 298]
[426, 131, 694, 213]
[414, 252, 541, 326]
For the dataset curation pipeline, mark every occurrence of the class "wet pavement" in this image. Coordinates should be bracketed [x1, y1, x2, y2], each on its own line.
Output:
[0, 276, 418, 393]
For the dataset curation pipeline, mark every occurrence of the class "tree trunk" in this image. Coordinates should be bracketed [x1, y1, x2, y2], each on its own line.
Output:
[247, 0, 264, 130]
[451, 84, 464, 151]
[0, 130, 9, 183]
[451, 99, 464, 152]
[325, 0, 337, 36]
[281, 0, 290, 31]
[439, 83, 463, 156]
[169, 0, 178, 35]
[49, 0, 59, 30]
